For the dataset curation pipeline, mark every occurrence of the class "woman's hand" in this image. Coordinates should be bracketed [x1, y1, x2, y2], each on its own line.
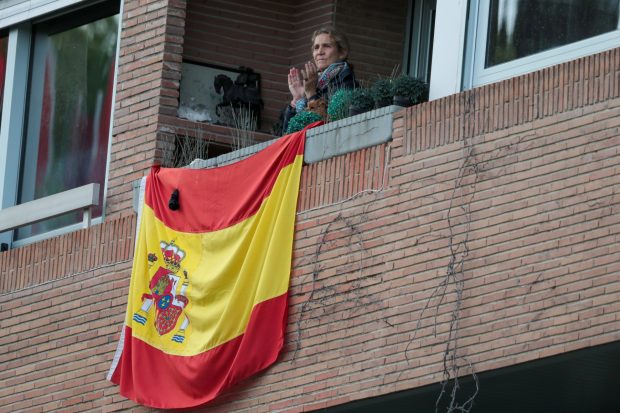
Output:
[288, 67, 304, 104]
[302, 61, 318, 99]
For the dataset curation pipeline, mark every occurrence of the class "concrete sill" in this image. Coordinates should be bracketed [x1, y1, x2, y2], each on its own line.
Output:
[304, 105, 402, 163]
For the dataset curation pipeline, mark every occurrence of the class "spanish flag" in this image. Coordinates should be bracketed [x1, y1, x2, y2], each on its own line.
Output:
[107, 128, 308, 408]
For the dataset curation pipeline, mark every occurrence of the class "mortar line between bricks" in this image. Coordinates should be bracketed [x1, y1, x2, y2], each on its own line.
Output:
[0, 259, 132, 298]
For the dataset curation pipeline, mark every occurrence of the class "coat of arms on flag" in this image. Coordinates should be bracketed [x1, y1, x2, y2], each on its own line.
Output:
[132, 241, 189, 341]
[107, 126, 313, 409]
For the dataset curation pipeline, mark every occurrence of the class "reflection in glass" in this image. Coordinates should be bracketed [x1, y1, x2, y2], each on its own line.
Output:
[0, 34, 7, 128]
[486, 0, 620, 68]
[17, 14, 119, 239]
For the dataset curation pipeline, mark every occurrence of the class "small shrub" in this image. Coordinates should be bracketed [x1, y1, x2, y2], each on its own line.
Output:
[286, 110, 323, 134]
[327, 89, 353, 121]
[348, 88, 374, 113]
[371, 78, 394, 108]
[392, 75, 428, 106]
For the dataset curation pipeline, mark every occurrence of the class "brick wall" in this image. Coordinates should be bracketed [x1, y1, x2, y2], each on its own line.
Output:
[0, 214, 137, 411]
[335, 0, 409, 85]
[1, 46, 619, 412]
[289, 1, 336, 67]
[107, 0, 187, 218]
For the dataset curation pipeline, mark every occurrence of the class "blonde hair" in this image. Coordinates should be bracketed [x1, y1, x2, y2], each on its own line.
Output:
[311, 27, 350, 59]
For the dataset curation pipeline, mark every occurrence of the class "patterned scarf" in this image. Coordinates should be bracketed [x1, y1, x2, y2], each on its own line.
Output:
[317, 61, 348, 90]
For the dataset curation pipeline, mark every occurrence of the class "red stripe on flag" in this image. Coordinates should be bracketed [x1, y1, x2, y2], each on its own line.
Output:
[110, 293, 289, 409]
[146, 128, 307, 233]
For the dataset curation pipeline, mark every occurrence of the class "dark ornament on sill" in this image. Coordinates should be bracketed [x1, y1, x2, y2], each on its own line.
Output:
[392, 74, 429, 108]
[348, 106, 366, 117]
[393, 95, 411, 107]
[347, 88, 374, 117]
[168, 189, 180, 211]
[375, 98, 393, 109]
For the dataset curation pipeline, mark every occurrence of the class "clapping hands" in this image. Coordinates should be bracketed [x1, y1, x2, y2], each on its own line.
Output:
[288, 67, 304, 102]
[288, 61, 319, 105]
[302, 61, 318, 97]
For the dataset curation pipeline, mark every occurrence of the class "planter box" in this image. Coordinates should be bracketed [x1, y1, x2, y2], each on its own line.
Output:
[190, 104, 403, 168]
[304, 105, 402, 163]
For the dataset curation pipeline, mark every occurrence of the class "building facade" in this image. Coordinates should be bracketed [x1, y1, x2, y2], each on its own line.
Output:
[1, 0, 619, 411]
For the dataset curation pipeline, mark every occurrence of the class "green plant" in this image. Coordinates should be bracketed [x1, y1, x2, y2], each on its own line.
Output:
[286, 110, 323, 134]
[348, 87, 374, 113]
[392, 75, 429, 105]
[327, 89, 353, 121]
[371, 77, 394, 108]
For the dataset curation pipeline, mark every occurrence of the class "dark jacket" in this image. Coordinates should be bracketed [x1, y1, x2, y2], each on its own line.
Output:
[280, 62, 358, 135]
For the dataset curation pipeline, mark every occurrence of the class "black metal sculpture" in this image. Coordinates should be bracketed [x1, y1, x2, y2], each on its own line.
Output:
[213, 67, 263, 128]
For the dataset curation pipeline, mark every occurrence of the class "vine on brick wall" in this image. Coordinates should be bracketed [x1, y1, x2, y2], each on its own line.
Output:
[292, 210, 386, 359]
[404, 134, 480, 411]
[433, 136, 480, 413]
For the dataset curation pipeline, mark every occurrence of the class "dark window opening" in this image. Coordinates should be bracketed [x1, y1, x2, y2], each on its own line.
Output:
[319, 341, 620, 413]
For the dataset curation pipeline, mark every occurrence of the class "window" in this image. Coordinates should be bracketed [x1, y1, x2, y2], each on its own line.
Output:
[464, 0, 620, 87]
[0, 0, 119, 243]
[404, 0, 437, 84]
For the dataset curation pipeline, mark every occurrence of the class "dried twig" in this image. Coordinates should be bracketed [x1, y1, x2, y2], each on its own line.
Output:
[229, 104, 257, 151]
[163, 130, 211, 168]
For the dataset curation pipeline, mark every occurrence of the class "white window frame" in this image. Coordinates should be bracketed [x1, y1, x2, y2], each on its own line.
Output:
[0, 0, 122, 248]
[404, 0, 437, 84]
[427, 0, 469, 100]
[463, 0, 620, 89]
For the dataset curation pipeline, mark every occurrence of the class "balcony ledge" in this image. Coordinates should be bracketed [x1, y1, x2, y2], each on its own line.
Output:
[189, 104, 402, 168]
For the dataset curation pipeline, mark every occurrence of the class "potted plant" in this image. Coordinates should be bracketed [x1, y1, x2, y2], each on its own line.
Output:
[348, 87, 374, 116]
[327, 89, 353, 121]
[285, 110, 323, 134]
[392, 75, 428, 107]
[371, 77, 394, 108]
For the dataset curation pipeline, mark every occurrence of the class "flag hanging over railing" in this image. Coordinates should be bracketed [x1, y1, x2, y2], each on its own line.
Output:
[107, 128, 308, 409]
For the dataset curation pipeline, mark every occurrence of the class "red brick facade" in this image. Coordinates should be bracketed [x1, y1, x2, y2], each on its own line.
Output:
[335, 0, 409, 84]
[107, 0, 188, 217]
[1, 2, 619, 412]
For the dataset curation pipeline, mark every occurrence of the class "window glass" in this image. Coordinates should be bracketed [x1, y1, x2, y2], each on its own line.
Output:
[486, 0, 620, 68]
[16, 11, 119, 239]
[0, 34, 7, 127]
[405, 0, 436, 83]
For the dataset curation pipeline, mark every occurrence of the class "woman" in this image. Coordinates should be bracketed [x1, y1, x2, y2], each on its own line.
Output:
[281, 27, 358, 133]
